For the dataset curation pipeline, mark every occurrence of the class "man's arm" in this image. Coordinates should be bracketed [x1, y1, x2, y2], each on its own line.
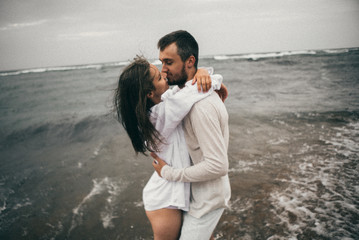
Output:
[152, 100, 228, 182]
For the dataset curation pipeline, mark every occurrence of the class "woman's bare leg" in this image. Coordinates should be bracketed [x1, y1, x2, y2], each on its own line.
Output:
[146, 209, 182, 240]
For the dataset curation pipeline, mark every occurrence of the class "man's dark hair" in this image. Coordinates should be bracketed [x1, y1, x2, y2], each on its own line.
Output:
[157, 30, 199, 68]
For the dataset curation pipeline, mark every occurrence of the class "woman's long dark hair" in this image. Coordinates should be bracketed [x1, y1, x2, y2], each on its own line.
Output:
[114, 57, 162, 154]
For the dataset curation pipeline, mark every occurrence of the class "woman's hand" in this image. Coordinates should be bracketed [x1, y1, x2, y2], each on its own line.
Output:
[192, 68, 212, 92]
[215, 83, 228, 102]
[150, 152, 168, 177]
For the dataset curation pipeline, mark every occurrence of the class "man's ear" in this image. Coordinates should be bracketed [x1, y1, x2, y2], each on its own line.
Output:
[147, 90, 154, 99]
[186, 55, 196, 68]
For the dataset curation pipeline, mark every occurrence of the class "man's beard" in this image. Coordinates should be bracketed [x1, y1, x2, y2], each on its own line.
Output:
[168, 65, 187, 87]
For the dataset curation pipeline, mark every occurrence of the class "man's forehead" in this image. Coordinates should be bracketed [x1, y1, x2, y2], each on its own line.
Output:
[159, 43, 179, 60]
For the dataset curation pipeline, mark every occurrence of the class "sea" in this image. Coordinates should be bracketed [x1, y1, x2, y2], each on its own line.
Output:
[0, 48, 358, 240]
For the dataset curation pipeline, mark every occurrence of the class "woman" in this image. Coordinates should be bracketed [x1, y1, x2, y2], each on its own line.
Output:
[114, 56, 223, 239]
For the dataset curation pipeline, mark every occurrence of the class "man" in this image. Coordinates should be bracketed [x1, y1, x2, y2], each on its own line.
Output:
[151, 30, 231, 240]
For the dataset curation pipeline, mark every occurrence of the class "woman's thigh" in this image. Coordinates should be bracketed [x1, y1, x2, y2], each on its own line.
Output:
[146, 208, 182, 240]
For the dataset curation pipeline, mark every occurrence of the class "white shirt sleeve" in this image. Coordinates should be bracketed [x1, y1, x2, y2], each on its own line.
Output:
[150, 74, 223, 140]
[198, 66, 214, 75]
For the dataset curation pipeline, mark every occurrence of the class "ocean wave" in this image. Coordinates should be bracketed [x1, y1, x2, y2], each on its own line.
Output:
[214, 50, 317, 61]
[323, 49, 349, 54]
[0, 61, 130, 77]
[213, 47, 357, 61]
[0, 114, 120, 148]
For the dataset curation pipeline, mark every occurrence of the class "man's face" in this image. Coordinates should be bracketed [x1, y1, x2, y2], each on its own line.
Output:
[159, 43, 188, 86]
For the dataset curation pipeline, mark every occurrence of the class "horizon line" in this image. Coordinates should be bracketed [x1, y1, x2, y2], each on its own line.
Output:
[1, 46, 358, 74]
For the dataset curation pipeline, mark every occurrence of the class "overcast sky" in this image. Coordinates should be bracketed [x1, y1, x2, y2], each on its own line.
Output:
[0, 0, 358, 71]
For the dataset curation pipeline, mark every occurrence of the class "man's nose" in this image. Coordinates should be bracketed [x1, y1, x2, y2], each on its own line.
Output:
[161, 64, 168, 73]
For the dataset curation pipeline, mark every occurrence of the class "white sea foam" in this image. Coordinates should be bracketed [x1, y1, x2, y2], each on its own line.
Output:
[228, 197, 253, 215]
[328, 123, 359, 154]
[0, 61, 130, 77]
[0, 200, 6, 213]
[297, 143, 313, 154]
[268, 121, 359, 239]
[68, 177, 127, 235]
[214, 50, 317, 61]
[229, 159, 264, 173]
[12, 198, 32, 210]
[44, 221, 64, 240]
[214, 55, 231, 60]
[268, 138, 289, 145]
[93, 148, 100, 156]
[100, 210, 118, 229]
[72, 178, 105, 215]
[323, 49, 349, 54]
[133, 201, 144, 207]
[213, 48, 355, 62]
[92, 142, 104, 158]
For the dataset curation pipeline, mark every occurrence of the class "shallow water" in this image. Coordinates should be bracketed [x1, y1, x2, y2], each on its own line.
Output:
[221, 111, 358, 239]
[0, 48, 358, 239]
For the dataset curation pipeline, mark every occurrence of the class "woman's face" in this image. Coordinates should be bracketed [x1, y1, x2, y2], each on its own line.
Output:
[148, 64, 169, 105]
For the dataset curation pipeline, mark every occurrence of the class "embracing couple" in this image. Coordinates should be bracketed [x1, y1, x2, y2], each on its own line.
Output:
[114, 30, 231, 240]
